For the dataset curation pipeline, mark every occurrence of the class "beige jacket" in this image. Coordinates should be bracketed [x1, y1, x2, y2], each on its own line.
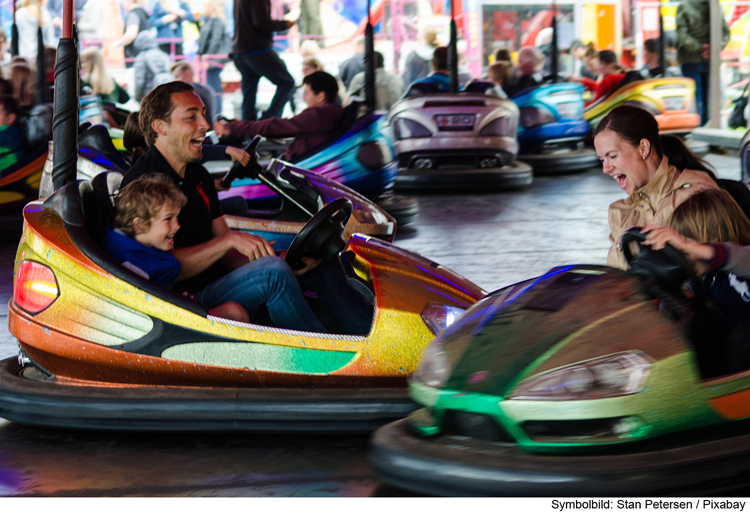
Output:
[607, 156, 718, 269]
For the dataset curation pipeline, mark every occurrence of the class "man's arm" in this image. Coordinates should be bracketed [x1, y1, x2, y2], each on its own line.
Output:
[249, 0, 288, 33]
[220, 106, 341, 139]
[172, 216, 276, 280]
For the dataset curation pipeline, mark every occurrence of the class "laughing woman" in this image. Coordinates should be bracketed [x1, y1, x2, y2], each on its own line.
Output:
[593, 106, 718, 269]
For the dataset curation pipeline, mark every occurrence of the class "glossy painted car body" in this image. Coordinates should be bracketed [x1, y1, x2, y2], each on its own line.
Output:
[511, 83, 599, 174]
[370, 263, 750, 495]
[387, 81, 533, 190]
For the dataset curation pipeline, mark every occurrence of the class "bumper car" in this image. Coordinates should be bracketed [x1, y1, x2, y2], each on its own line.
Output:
[388, 81, 533, 191]
[370, 229, 750, 496]
[512, 83, 599, 174]
[0, 104, 53, 236]
[216, 106, 417, 226]
[584, 75, 710, 157]
[40, 127, 399, 249]
[0, 168, 483, 430]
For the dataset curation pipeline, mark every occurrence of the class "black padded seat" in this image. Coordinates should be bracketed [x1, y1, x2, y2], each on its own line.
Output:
[79, 124, 132, 174]
[404, 81, 447, 98]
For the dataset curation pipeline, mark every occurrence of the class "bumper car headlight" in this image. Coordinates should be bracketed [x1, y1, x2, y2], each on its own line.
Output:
[509, 352, 652, 401]
[421, 303, 466, 335]
[393, 118, 431, 140]
[413, 339, 451, 388]
[479, 117, 513, 137]
[519, 107, 556, 129]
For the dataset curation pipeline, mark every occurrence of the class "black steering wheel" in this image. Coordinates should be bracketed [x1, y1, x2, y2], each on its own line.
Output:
[285, 198, 353, 270]
[221, 135, 263, 189]
[621, 227, 706, 306]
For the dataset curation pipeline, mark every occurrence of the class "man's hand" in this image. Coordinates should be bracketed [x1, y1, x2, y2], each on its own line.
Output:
[286, 20, 297, 30]
[162, 13, 179, 23]
[225, 146, 250, 166]
[701, 43, 710, 60]
[223, 231, 276, 261]
[214, 121, 230, 136]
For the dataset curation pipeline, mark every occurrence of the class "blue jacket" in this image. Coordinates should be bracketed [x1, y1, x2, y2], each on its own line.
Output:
[103, 227, 181, 288]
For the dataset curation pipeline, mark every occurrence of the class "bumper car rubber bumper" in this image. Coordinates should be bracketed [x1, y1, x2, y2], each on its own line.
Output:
[0, 357, 418, 433]
[685, 139, 710, 157]
[369, 419, 750, 496]
[518, 147, 600, 175]
[395, 161, 533, 191]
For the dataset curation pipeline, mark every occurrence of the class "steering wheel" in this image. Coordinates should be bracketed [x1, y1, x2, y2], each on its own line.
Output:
[221, 135, 263, 189]
[621, 227, 706, 306]
[285, 198, 353, 270]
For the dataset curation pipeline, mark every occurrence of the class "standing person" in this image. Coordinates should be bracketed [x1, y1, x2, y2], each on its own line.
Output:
[402, 26, 439, 88]
[46, 0, 63, 44]
[112, 0, 151, 69]
[81, 47, 130, 104]
[16, 0, 51, 61]
[150, 0, 196, 58]
[232, 0, 296, 121]
[197, 0, 229, 115]
[676, 0, 730, 125]
[132, 31, 173, 102]
[593, 105, 718, 270]
[345, 51, 403, 110]
[337, 37, 364, 89]
[76, 0, 107, 46]
[298, 0, 322, 45]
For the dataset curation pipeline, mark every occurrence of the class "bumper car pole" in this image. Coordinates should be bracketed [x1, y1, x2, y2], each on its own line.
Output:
[448, 0, 458, 93]
[10, 0, 18, 57]
[35, 26, 45, 105]
[363, 0, 375, 109]
[51, 0, 79, 191]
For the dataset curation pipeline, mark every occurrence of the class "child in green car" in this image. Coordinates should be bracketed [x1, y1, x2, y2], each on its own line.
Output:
[0, 95, 25, 172]
[643, 188, 750, 374]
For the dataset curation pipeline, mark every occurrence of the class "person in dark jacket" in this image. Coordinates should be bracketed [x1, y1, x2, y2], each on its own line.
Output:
[112, 0, 151, 69]
[197, 0, 229, 113]
[214, 70, 342, 161]
[232, 0, 296, 121]
[133, 30, 173, 102]
[337, 37, 365, 89]
[402, 26, 439, 87]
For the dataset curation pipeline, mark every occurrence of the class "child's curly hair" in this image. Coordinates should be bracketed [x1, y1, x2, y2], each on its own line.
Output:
[114, 175, 187, 237]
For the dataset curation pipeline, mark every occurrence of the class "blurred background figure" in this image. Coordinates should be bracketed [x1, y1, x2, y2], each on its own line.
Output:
[76, 0, 107, 46]
[402, 26, 439, 87]
[198, 0, 230, 114]
[486, 61, 512, 97]
[80, 47, 130, 104]
[505, 46, 543, 97]
[0, 94, 25, 171]
[171, 61, 216, 126]
[568, 40, 596, 80]
[676, 0, 730, 125]
[337, 36, 364, 90]
[582, 44, 601, 81]
[641, 38, 681, 79]
[298, 0, 323, 46]
[150, 0, 195, 58]
[112, 0, 152, 70]
[10, 63, 33, 106]
[578, 50, 625, 106]
[132, 31, 172, 102]
[345, 51, 403, 110]
[16, 0, 52, 60]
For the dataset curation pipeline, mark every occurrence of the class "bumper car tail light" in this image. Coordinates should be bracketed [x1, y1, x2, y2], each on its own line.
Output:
[509, 352, 651, 401]
[14, 260, 59, 314]
[393, 118, 431, 140]
[479, 117, 513, 137]
[519, 107, 556, 129]
[421, 303, 466, 335]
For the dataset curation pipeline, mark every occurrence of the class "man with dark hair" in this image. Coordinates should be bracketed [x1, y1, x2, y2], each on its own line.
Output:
[232, 0, 296, 121]
[641, 38, 682, 79]
[123, 80, 371, 335]
[214, 71, 344, 160]
[409, 46, 452, 91]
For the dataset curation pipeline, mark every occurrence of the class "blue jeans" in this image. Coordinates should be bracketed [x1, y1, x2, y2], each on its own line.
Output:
[194, 256, 327, 333]
[233, 50, 295, 121]
[681, 62, 709, 125]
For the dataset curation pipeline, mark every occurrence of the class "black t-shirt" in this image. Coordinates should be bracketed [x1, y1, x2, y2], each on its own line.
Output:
[124, 7, 151, 68]
[121, 146, 224, 292]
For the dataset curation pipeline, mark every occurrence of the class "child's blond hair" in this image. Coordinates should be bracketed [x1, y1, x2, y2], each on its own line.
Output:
[114, 175, 187, 237]
[670, 188, 750, 245]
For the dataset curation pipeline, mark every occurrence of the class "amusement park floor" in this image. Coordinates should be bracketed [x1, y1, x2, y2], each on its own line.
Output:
[0, 153, 742, 496]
